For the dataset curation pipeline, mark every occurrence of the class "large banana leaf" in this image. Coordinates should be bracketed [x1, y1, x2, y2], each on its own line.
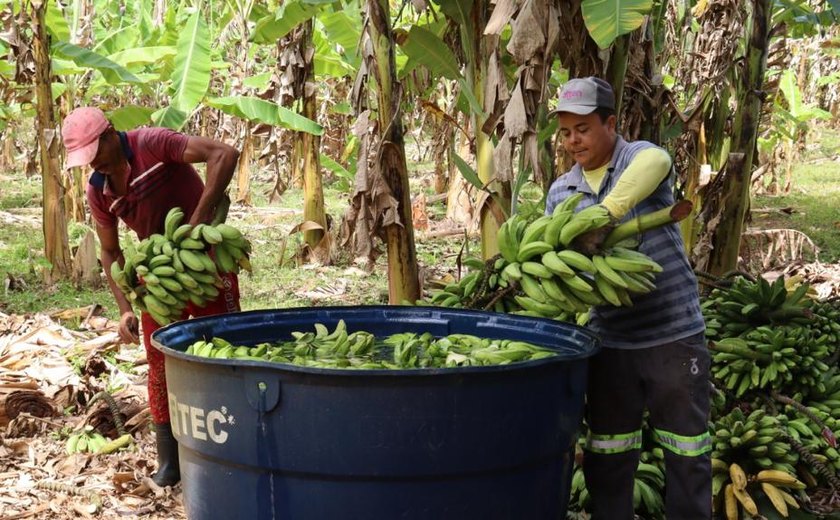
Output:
[207, 96, 323, 136]
[778, 69, 831, 120]
[152, 106, 188, 131]
[320, 153, 354, 182]
[109, 106, 155, 131]
[401, 25, 462, 81]
[314, 28, 357, 77]
[318, 10, 361, 54]
[169, 10, 211, 113]
[251, 1, 320, 44]
[53, 42, 143, 84]
[45, 0, 70, 43]
[581, 0, 653, 49]
[438, 0, 473, 30]
[243, 73, 272, 90]
[107, 46, 176, 68]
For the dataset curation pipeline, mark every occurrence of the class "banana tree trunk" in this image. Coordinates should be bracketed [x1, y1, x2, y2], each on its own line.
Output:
[235, 124, 253, 204]
[295, 20, 326, 252]
[679, 121, 707, 254]
[368, 0, 420, 304]
[707, 0, 771, 276]
[466, 0, 504, 260]
[58, 0, 92, 223]
[32, 0, 71, 281]
[605, 34, 631, 117]
[233, 6, 253, 205]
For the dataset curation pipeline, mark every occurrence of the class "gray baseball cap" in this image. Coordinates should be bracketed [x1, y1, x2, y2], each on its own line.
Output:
[549, 77, 615, 116]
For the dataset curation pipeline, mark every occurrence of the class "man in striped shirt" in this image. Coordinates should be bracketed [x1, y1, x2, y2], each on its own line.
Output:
[62, 107, 241, 487]
[546, 78, 710, 519]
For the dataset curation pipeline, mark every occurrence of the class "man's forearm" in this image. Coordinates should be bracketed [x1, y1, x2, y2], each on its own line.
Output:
[190, 149, 239, 225]
[602, 148, 672, 219]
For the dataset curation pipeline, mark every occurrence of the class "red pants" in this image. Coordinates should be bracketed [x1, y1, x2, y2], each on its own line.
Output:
[141, 272, 241, 423]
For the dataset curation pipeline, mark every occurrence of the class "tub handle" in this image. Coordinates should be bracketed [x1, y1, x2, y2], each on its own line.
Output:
[244, 373, 281, 413]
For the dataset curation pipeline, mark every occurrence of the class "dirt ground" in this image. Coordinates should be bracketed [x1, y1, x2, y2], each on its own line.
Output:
[0, 311, 187, 520]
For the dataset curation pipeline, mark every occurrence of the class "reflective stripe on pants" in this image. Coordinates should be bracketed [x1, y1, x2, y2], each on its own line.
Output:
[583, 333, 711, 520]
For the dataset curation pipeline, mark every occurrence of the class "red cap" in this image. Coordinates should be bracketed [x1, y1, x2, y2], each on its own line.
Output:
[62, 107, 110, 169]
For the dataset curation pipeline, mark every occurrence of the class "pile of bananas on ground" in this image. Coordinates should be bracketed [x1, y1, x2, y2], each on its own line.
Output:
[424, 194, 664, 323]
[709, 408, 812, 519]
[712, 408, 797, 475]
[704, 274, 839, 400]
[185, 320, 556, 369]
[65, 426, 109, 454]
[109, 207, 251, 325]
[714, 460, 805, 519]
[65, 426, 133, 455]
[569, 444, 667, 518]
[703, 275, 815, 338]
[697, 272, 840, 518]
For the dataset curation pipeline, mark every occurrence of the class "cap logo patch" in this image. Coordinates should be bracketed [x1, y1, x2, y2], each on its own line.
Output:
[563, 90, 584, 99]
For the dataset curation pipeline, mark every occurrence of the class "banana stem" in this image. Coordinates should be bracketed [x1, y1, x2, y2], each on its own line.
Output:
[708, 340, 769, 362]
[603, 200, 693, 248]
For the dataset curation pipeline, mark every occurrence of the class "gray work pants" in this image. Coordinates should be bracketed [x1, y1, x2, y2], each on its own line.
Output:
[583, 333, 712, 520]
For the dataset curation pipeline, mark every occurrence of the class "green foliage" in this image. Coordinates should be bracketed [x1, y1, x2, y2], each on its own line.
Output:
[207, 96, 324, 135]
[108, 105, 155, 131]
[753, 126, 840, 263]
[402, 25, 462, 81]
[251, 1, 320, 44]
[168, 9, 212, 113]
[53, 42, 143, 84]
[581, 0, 654, 49]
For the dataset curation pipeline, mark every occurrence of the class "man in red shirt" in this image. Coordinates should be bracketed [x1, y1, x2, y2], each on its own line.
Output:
[62, 107, 241, 487]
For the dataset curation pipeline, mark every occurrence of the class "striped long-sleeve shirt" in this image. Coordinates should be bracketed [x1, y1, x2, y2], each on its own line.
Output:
[545, 137, 705, 349]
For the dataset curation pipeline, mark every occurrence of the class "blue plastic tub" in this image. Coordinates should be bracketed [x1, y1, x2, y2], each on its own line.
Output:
[151, 306, 599, 520]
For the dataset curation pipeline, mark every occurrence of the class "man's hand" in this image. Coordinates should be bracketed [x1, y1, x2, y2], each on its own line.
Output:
[571, 224, 615, 256]
[119, 311, 140, 344]
[571, 204, 618, 256]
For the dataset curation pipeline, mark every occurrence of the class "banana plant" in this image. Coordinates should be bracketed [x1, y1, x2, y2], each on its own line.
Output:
[153, 4, 212, 129]
[373, 0, 420, 304]
[707, 0, 773, 276]
[402, 0, 505, 261]
[31, 0, 73, 280]
[581, 0, 653, 49]
[757, 68, 831, 194]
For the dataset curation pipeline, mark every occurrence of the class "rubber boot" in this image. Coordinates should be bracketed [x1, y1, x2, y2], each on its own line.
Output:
[152, 422, 181, 487]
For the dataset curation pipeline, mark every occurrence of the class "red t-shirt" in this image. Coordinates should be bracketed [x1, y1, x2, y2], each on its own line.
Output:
[86, 128, 204, 239]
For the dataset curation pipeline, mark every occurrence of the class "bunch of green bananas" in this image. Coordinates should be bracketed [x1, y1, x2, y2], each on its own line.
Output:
[781, 407, 840, 477]
[185, 320, 557, 369]
[712, 460, 804, 520]
[803, 368, 840, 410]
[810, 299, 840, 353]
[110, 207, 251, 325]
[496, 194, 661, 315]
[702, 276, 812, 340]
[65, 426, 109, 454]
[568, 451, 666, 519]
[710, 325, 831, 397]
[424, 194, 662, 323]
[712, 408, 798, 475]
[425, 257, 506, 309]
[632, 460, 666, 518]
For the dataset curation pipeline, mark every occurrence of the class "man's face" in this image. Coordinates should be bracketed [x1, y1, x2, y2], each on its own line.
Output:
[89, 129, 124, 175]
[557, 111, 617, 171]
